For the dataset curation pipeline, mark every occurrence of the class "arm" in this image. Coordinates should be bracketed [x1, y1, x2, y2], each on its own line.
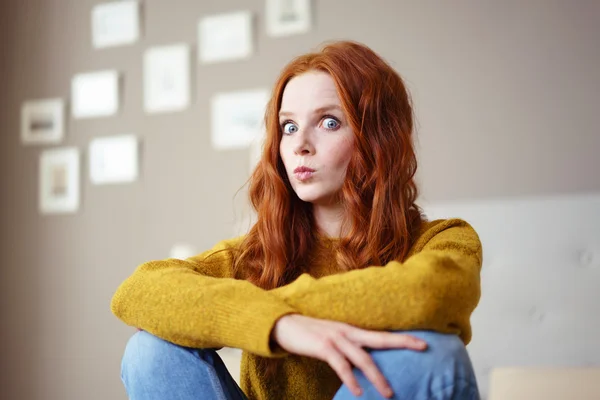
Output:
[269, 219, 482, 343]
[110, 237, 297, 357]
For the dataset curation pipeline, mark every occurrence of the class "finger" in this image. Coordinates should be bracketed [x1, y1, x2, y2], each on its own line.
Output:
[323, 345, 363, 397]
[336, 335, 393, 399]
[346, 329, 428, 351]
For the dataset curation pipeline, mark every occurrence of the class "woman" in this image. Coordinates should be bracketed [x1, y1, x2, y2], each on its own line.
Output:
[112, 41, 482, 400]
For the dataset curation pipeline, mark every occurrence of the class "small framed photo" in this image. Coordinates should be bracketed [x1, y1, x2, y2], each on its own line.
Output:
[89, 134, 139, 185]
[92, 1, 141, 49]
[249, 129, 265, 173]
[72, 70, 120, 119]
[144, 44, 191, 113]
[39, 147, 80, 215]
[266, 0, 312, 37]
[210, 89, 270, 150]
[198, 11, 254, 64]
[21, 98, 65, 145]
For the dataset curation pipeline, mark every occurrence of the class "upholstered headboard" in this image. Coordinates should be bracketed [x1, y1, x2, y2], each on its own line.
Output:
[423, 192, 600, 398]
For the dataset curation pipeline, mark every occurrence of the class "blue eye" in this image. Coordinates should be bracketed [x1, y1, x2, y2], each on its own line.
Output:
[322, 117, 340, 130]
[282, 122, 298, 135]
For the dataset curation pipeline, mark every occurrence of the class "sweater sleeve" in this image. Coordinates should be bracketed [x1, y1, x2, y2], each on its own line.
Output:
[110, 237, 297, 357]
[268, 219, 482, 344]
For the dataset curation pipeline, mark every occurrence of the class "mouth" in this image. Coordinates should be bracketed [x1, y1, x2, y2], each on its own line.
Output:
[294, 166, 315, 174]
[293, 166, 315, 181]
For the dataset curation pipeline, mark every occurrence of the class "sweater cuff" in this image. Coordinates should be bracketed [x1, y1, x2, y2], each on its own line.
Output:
[213, 297, 298, 358]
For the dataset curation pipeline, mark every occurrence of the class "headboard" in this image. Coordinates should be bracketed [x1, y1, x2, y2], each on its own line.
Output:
[423, 192, 600, 398]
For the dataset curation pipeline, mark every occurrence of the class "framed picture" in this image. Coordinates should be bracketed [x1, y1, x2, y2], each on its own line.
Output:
[21, 98, 65, 145]
[198, 11, 254, 64]
[71, 70, 120, 119]
[92, 1, 141, 49]
[210, 89, 270, 150]
[144, 44, 191, 113]
[39, 147, 80, 215]
[249, 128, 265, 173]
[266, 0, 312, 37]
[169, 243, 198, 260]
[89, 134, 139, 185]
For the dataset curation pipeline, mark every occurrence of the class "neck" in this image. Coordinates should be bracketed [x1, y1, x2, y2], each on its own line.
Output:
[313, 203, 347, 238]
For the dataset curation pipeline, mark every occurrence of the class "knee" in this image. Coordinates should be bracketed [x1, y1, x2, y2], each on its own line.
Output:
[337, 331, 479, 399]
[371, 330, 476, 384]
[409, 330, 472, 370]
[120, 330, 182, 383]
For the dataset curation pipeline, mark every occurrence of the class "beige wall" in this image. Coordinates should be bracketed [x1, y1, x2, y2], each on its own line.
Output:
[0, 1, 598, 399]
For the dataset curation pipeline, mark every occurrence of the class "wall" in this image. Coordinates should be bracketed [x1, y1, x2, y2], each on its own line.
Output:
[0, 1, 598, 399]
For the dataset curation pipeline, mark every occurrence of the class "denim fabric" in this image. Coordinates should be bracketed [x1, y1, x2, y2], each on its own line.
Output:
[121, 330, 479, 400]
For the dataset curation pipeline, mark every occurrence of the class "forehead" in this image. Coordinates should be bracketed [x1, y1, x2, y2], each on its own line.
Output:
[280, 71, 341, 113]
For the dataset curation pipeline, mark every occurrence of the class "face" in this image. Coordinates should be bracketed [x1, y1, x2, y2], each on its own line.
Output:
[279, 71, 354, 206]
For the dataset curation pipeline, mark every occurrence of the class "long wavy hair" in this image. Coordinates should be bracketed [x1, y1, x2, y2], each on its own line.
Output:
[233, 41, 423, 291]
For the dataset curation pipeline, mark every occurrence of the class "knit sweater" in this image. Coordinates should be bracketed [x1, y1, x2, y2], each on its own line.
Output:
[111, 218, 482, 400]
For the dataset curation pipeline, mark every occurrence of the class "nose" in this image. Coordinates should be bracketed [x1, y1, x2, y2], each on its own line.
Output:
[293, 129, 315, 156]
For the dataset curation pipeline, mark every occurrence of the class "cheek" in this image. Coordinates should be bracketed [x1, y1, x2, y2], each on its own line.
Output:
[328, 138, 354, 169]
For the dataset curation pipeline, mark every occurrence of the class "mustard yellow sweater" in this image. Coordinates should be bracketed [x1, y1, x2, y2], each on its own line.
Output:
[111, 218, 482, 400]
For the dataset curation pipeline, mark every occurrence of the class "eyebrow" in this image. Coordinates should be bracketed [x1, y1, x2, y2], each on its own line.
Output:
[279, 105, 343, 119]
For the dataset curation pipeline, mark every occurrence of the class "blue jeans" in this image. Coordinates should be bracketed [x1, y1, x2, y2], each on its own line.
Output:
[121, 330, 480, 399]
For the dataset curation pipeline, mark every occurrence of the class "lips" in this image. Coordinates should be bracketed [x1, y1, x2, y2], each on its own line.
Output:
[293, 166, 315, 181]
[294, 166, 315, 173]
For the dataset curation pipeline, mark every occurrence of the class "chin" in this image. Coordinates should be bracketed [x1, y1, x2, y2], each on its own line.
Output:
[294, 188, 336, 205]
[293, 189, 323, 203]
[295, 193, 321, 203]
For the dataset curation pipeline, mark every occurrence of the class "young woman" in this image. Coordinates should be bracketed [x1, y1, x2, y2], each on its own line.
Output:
[112, 41, 482, 400]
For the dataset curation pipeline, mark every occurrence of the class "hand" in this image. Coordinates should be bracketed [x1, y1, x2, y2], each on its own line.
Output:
[272, 314, 427, 398]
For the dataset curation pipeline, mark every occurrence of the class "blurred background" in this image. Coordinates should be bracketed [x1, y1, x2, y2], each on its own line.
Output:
[0, 1, 598, 399]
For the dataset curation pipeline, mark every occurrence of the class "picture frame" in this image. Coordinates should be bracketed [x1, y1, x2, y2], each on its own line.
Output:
[144, 44, 191, 113]
[71, 70, 120, 119]
[39, 147, 80, 215]
[198, 11, 254, 64]
[21, 98, 65, 145]
[266, 0, 312, 37]
[92, 0, 141, 49]
[169, 243, 198, 260]
[210, 89, 270, 150]
[89, 134, 139, 185]
[249, 128, 265, 173]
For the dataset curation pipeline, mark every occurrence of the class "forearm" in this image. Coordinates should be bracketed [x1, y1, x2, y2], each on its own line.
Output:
[269, 251, 481, 342]
[111, 261, 297, 357]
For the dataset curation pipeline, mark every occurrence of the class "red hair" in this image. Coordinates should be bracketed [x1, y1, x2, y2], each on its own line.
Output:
[233, 41, 422, 289]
